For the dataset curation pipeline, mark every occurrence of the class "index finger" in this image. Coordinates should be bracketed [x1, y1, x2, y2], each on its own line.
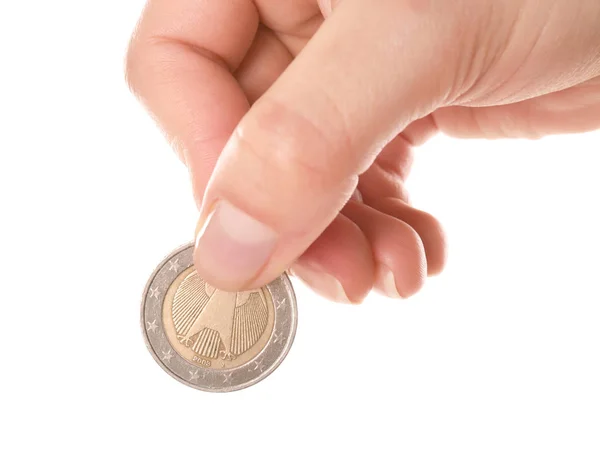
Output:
[125, 0, 258, 205]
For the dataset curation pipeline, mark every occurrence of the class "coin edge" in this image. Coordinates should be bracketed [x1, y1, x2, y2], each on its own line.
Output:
[140, 242, 298, 393]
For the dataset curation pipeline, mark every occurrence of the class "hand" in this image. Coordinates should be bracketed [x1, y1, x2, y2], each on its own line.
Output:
[126, 0, 600, 303]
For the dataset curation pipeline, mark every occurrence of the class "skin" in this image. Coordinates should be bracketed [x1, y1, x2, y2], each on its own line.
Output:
[126, 0, 600, 303]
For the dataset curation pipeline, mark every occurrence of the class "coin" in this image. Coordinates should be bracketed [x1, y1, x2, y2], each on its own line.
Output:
[141, 243, 297, 392]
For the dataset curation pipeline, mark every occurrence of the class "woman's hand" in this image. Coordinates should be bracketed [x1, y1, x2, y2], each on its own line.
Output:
[126, 0, 600, 302]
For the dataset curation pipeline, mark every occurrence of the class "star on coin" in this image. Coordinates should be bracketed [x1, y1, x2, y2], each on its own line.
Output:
[189, 370, 200, 381]
[251, 359, 265, 373]
[275, 298, 285, 311]
[273, 331, 283, 344]
[146, 319, 158, 333]
[149, 287, 160, 299]
[168, 259, 180, 273]
[222, 373, 233, 384]
[161, 350, 173, 363]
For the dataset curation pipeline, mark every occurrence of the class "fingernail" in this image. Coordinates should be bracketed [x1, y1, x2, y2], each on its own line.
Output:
[375, 264, 402, 298]
[194, 200, 277, 289]
[292, 262, 351, 304]
[350, 188, 363, 202]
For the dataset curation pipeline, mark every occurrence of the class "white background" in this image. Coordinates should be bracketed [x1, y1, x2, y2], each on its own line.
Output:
[1, 1, 599, 462]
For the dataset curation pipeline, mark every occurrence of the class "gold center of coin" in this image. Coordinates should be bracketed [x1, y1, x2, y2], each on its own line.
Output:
[162, 267, 275, 370]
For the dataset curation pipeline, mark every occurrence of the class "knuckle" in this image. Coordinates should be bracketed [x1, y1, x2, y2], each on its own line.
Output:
[124, 38, 146, 95]
[124, 35, 165, 97]
[358, 164, 407, 202]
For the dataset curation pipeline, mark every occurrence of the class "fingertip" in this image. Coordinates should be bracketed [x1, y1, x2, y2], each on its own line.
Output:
[373, 264, 403, 299]
[291, 262, 354, 304]
[367, 198, 448, 276]
[343, 201, 427, 299]
[374, 261, 426, 300]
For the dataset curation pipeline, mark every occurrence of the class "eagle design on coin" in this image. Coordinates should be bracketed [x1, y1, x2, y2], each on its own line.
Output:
[172, 271, 269, 361]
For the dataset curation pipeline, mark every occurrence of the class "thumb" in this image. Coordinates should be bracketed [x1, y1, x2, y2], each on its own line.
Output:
[193, 0, 460, 290]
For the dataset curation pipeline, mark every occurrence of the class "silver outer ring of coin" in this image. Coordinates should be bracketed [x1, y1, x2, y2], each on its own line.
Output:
[141, 243, 298, 393]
